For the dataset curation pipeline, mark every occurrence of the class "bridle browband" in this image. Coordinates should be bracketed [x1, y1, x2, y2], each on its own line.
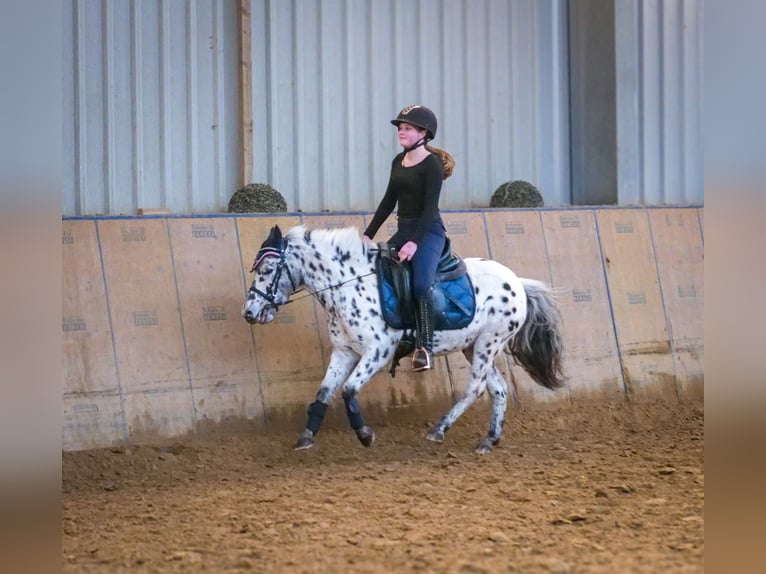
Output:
[248, 238, 376, 310]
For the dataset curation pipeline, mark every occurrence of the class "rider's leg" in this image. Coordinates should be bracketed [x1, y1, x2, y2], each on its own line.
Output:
[412, 287, 435, 371]
[411, 226, 444, 372]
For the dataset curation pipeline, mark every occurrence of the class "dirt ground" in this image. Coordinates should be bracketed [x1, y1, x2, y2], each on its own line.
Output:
[62, 397, 704, 573]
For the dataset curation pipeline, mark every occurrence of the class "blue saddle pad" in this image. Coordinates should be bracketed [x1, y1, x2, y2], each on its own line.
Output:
[376, 256, 476, 331]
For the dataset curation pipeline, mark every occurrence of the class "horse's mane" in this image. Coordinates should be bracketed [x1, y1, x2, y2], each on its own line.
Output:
[286, 225, 368, 258]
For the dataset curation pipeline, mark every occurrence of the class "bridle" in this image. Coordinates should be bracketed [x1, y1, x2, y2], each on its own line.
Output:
[247, 239, 298, 311]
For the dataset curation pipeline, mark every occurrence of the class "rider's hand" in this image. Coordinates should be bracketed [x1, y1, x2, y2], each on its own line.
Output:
[398, 241, 418, 262]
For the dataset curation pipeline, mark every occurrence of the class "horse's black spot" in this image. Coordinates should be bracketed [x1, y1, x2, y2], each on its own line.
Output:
[501, 296, 509, 303]
[487, 295, 494, 301]
[382, 348, 389, 359]
[478, 353, 488, 363]
[488, 308, 496, 316]
[374, 333, 381, 341]
[511, 291, 516, 297]
[368, 308, 380, 317]
[304, 230, 312, 242]
[512, 307, 517, 314]
[309, 262, 317, 272]
[374, 348, 380, 362]
[502, 283, 511, 291]
[475, 286, 480, 294]
[349, 266, 356, 275]
[503, 311, 511, 316]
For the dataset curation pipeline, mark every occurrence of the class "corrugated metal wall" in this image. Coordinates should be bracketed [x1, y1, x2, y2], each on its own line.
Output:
[251, 0, 571, 212]
[62, 0, 240, 216]
[62, 0, 703, 216]
[615, 0, 703, 205]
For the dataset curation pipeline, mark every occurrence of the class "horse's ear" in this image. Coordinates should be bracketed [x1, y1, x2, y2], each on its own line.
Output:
[262, 225, 282, 248]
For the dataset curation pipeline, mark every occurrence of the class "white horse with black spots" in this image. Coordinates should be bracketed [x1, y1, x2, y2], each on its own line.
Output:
[242, 225, 565, 453]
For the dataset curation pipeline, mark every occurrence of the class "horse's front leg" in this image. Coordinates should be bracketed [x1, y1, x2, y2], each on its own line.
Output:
[339, 346, 395, 448]
[295, 347, 358, 450]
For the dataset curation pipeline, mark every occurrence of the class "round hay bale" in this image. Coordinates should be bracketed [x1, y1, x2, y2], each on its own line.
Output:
[489, 180, 544, 208]
[228, 183, 288, 213]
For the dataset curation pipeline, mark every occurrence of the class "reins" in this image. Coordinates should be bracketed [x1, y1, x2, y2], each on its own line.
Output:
[282, 271, 377, 306]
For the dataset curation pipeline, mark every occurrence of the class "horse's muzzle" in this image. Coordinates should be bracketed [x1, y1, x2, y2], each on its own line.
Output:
[242, 306, 275, 324]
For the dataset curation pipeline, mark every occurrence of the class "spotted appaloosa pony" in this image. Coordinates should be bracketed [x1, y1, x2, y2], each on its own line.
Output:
[242, 224, 565, 453]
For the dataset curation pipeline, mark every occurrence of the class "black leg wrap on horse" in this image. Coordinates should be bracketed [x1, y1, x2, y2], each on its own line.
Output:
[306, 400, 329, 434]
[342, 392, 365, 430]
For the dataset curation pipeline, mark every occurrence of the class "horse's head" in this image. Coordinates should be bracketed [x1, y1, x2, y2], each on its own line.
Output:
[242, 225, 298, 324]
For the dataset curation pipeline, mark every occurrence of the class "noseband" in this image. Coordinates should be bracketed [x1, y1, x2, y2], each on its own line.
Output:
[248, 239, 298, 310]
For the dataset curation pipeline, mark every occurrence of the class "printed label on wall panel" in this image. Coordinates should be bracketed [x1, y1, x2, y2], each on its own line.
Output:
[63, 317, 87, 332]
[323, 220, 349, 229]
[627, 291, 647, 305]
[446, 221, 467, 235]
[191, 224, 217, 239]
[560, 215, 580, 228]
[615, 222, 634, 233]
[202, 306, 227, 321]
[572, 289, 592, 303]
[62, 230, 74, 244]
[133, 310, 159, 326]
[121, 226, 146, 242]
[666, 213, 685, 226]
[504, 222, 525, 235]
[678, 285, 697, 298]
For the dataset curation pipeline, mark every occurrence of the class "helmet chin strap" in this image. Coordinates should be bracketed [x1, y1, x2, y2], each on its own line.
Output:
[402, 137, 430, 153]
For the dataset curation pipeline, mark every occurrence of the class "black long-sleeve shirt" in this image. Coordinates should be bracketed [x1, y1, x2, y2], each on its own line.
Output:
[364, 152, 443, 245]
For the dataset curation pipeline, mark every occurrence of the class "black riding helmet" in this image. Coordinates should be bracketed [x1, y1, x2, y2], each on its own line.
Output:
[391, 105, 437, 140]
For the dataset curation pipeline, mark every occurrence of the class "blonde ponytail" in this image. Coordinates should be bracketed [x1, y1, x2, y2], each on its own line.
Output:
[425, 144, 455, 180]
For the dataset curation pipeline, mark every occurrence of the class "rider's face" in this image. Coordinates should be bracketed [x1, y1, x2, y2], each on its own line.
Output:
[398, 123, 427, 148]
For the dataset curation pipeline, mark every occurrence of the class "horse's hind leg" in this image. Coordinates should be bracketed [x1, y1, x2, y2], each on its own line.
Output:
[425, 346, 488, 444]
[475, 366, 508, 454]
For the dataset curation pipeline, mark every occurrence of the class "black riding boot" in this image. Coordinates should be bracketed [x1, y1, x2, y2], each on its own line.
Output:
[412, 289, 435, 372]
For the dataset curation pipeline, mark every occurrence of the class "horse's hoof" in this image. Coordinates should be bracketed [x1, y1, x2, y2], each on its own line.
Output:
[425, 428, 445, 443]
[356, 426, 375, 448]
[294, 430, 315, 450]
[475, 442, 493, 454]
[475, 437, 499, 454]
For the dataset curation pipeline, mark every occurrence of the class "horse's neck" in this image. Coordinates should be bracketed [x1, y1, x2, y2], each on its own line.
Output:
[293, 235, 373, 304]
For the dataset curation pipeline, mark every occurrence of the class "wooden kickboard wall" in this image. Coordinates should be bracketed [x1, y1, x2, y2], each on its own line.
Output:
[62, 207, 704, 450]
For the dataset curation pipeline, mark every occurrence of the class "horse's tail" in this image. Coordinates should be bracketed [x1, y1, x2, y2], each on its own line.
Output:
[508, 278, 566, 391]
